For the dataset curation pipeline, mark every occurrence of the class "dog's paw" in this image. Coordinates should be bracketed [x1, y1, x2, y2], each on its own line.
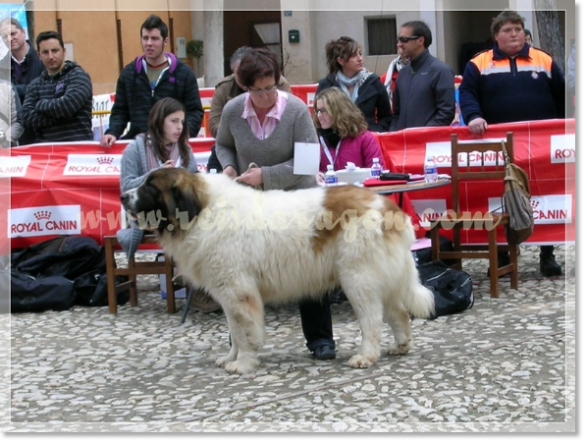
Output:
[215, 354, 235, 368]
[172, 274, 187, 286]
[387, 341, 412, 355]
[348, 354, 377, 369]
[225, 357, 259, 375]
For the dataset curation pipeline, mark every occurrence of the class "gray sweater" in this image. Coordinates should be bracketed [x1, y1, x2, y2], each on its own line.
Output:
[120, 135, 198, 192]
[215, 93, 317, 191]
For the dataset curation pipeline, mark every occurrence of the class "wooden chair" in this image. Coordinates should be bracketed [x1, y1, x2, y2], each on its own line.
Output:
[104, 234, 177, 314]
[429, 132, 518, 298]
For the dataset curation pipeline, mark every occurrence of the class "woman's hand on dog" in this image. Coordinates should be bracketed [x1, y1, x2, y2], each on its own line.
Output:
[223, 166, 238, 179]
[237, 167, 263, 187]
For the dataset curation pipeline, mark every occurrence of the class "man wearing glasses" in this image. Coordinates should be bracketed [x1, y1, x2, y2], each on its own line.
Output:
[390, 20, 455, 131]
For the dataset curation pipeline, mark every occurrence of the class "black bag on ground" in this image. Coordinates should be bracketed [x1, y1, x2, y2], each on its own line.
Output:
[10, 235, 128, 312]
[12, 235, 105, 279]
[412, 234, 456, 266]
[417, 261, 474, 319]
[11, 269, 75, 312]
[73, 271, 129, 307]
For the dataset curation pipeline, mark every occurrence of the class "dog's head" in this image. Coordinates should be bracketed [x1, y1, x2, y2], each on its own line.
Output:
[121, 168, 209, 236]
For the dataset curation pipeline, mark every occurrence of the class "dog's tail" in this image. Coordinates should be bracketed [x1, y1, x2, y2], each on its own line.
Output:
[404, 278, 435, 319]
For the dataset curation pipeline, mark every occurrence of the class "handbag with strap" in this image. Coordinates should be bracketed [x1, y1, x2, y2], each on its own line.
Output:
[501, 141, 534, 245]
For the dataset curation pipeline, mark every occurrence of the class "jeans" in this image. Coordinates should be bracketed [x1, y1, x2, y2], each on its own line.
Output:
[298, 295, 335, 352]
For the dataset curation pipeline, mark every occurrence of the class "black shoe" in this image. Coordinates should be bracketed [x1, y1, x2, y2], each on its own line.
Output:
[313, 345, 336, 360]
[487, 252, 510, 278]
[540, 254, 562, 277]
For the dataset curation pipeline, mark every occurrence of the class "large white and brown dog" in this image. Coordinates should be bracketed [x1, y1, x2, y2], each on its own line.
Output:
[121, 168, 434, 374]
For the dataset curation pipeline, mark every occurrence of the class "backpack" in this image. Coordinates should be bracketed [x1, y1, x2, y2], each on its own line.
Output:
[11, 269, 75, 313]
[501, 142, 534, 245]
[11, 235, 128, 312]
[417, 261, 474, 319]
[412, 234, 456, 267]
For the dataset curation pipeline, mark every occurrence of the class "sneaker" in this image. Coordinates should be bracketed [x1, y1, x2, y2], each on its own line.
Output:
[539, 254, 562, 277]
[313, 345, 336, 360]
[189, 288, 222, 313]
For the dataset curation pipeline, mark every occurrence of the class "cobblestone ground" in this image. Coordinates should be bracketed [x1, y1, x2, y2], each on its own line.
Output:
[1, 245, 576, 433]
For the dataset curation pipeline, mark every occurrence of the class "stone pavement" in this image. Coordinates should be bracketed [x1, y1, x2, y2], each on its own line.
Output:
[0, 245, 576, 433]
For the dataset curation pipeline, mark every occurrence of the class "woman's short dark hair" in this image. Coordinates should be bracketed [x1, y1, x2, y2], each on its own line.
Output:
[324, 36, 361, 74]
[147, 97, 191, 167]
[237, 48, 281, 88]
[35, 30, 64, 50]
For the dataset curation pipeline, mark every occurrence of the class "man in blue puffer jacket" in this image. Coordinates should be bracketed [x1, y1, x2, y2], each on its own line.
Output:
[100, 14, 203, 146]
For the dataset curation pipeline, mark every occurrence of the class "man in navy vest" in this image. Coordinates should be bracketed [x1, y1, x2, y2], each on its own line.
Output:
[459, 10, 565, 277]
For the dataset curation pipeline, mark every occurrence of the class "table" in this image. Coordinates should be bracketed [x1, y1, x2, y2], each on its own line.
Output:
[367, 177, 451, 207]
[366, 177, 451, 195]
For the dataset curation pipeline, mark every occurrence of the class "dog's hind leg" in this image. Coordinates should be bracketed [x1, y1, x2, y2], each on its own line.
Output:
[215, 314, 239, 368]
[384, 301, 413, 356]
[219, 291, 266, 375]
[340, 277, 383, 369]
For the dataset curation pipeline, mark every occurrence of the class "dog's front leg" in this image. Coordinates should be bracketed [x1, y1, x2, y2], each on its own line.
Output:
[217, 291, 266, 375]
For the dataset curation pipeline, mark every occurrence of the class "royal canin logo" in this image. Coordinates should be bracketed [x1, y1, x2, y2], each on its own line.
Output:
[34, 211, 52, 220]
[9, 205, 81, 238]
[530, 199, 539, 210]
[489, 195, 572, 225]
[97, 156, 114, 165]
[550, 134, 575, 164]
[63, 154, 121, 176]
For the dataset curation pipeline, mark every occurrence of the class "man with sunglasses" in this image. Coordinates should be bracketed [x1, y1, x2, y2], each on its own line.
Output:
[390, 21, 455, 131]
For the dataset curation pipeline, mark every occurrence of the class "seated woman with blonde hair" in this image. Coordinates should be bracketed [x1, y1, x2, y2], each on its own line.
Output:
[313, 86, 383, 174]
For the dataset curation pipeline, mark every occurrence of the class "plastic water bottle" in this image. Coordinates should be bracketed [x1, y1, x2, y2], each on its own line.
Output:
[324, 164, 338, 185]
[370, 157, 382, 178]
[424, 156, 438, 183]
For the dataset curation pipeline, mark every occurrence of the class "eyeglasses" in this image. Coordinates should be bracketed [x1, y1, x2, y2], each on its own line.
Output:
[248, 85, 277, 96]
[397, 35, 420, 43]
[315, 108, 329, 116]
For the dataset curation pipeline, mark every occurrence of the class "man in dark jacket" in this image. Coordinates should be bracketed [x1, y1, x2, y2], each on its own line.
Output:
[0, 17, 45, 145]
[100, 14, 203, 146]
[390, 20, 455, 131]
[21, 31, 93, 143]
[459, 10, 565, 277]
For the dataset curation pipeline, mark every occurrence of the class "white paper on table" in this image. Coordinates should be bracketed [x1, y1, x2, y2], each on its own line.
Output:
[293, 142, 320, 175]
[410, 237, 432, 251]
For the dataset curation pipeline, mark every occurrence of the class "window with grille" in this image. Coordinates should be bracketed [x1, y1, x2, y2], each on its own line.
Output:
[366, 17, 397, 55]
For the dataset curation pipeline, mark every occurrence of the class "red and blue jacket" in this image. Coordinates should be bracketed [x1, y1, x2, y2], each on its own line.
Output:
[459, 43, 566, 125]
